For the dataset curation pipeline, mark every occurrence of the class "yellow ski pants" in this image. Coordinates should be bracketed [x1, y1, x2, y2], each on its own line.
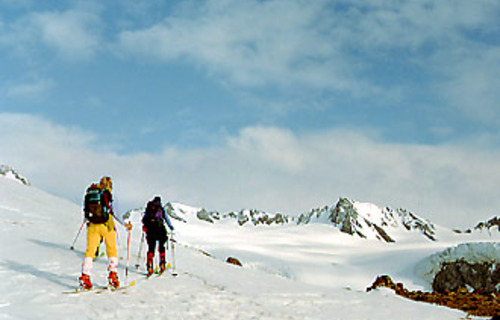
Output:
[85, 223, 118, 258]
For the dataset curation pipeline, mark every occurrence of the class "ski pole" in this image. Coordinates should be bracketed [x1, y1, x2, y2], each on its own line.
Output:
[125, 229, 131, 279]
[70, 220, 86, 250]
[135, 231, 145, 270]
[171, 234, 177, 276]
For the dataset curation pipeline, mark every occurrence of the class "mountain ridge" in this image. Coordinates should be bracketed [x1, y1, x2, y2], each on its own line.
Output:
[0, 164, 493, 244]
[126, 197, 439, 243]
[0, 165, 30, 185]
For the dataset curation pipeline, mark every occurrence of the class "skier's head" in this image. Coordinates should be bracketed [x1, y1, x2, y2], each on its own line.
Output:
[153, 196, 162, 205]
[99, 176, 113, 192]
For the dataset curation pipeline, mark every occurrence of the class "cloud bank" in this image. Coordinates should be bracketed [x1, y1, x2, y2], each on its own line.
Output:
[1, 112, 499, 228]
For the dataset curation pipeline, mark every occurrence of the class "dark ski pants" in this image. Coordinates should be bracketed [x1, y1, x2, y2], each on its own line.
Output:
[145, 226, 168, 256]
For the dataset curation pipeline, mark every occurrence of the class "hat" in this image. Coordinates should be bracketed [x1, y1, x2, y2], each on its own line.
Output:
[153, 196, 162, 204]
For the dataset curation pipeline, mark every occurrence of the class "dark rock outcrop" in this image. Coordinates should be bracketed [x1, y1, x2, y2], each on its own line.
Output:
[226, 257, 243, 267]
[367, 275, 500, 317]
[432, 259, 500, 294]
[0, 165, 30, 185]
[475, 217, 500, 233]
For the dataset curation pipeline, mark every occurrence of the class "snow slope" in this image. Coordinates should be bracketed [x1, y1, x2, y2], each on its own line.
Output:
[0, 175, 498, 319]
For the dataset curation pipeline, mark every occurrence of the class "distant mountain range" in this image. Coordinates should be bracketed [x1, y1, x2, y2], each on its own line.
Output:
[153, 197, 437, 243]
[454, 216, 500, 234]
[2, 164, 496, 243]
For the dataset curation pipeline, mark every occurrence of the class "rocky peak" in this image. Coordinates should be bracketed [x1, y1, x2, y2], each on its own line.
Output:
[452, 216, 500, 234]
[0, 165, 30, 185]
[328, 197, 396, 242]
[328, 197, 363, 236]
[297, 197, 436, 242]
[195, 207, 289, 226]
[396, 208, 436, 240]
[474, 216, 500, 233]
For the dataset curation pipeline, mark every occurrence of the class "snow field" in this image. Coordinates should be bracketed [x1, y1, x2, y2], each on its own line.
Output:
[0, 176, 497, 319]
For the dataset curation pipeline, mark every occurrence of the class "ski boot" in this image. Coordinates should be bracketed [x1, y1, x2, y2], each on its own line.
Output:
[79, 274, 93, 290]
[159, 252, 166, 274]
[146, 252, 154, 277]
[108, 271, 120, 289]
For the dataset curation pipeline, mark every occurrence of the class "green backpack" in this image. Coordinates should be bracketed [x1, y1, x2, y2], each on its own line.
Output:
[84, 184, 109, 224]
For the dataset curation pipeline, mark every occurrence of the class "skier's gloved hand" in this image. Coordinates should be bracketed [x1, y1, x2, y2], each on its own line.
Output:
[124, 221, 132, 231]
[142, 225, 147, 233]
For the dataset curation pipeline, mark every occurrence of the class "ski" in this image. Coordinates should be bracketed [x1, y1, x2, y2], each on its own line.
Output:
[142, 268, 177, 278]
[63, 286, 107, 294]
[143, 271, 157, 278]
[64, 280, 136, 294]
[144, 263, 177, 277]
[64, 285, 130, 294]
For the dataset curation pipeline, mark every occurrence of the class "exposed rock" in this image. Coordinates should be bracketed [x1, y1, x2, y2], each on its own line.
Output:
[296, 206, 327, 224]
[372, 224, 395, 243]
[397, 208, 436, 240]
[454, 216, 500, 234]
[415, 242, 500, 285]
[226, 257, 243, 267]
[475, 216, 500, 233]
[367, 275, 500, 317]
[165, 202, 187, 223]
[0, 165, 30, 185]
[329, 198, 363, 236]
[432, 259, 500, 294]
[196, 208, 219, 224]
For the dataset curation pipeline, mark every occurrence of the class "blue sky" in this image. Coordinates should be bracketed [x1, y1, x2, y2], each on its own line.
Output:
[1, 0, 500, 227]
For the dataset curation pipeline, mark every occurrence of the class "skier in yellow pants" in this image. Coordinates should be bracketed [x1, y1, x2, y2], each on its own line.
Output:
[79, 176, 132, 290]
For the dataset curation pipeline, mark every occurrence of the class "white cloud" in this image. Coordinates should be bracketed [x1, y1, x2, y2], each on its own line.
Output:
[117, 0, 358, 91]
[1, 113, 499, 228]
[114, 0, 500, 125]
[435, 47, 500, 125]
[4, 77, 55, 99]
[116, 0, 500, 74]
[32, 10, 102, 60]
[2, 9, 102, 61]
[339, 0, 498, 50]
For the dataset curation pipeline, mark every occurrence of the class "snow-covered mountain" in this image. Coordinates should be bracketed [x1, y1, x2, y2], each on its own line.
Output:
[1, 167, 499, 319]
[130, 196, 438, 243]
[296, 197, 437, 242]
[0, 164, 30, 185]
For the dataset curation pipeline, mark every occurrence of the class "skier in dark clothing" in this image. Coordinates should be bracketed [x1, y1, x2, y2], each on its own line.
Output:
[142, 196, 175, 276]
